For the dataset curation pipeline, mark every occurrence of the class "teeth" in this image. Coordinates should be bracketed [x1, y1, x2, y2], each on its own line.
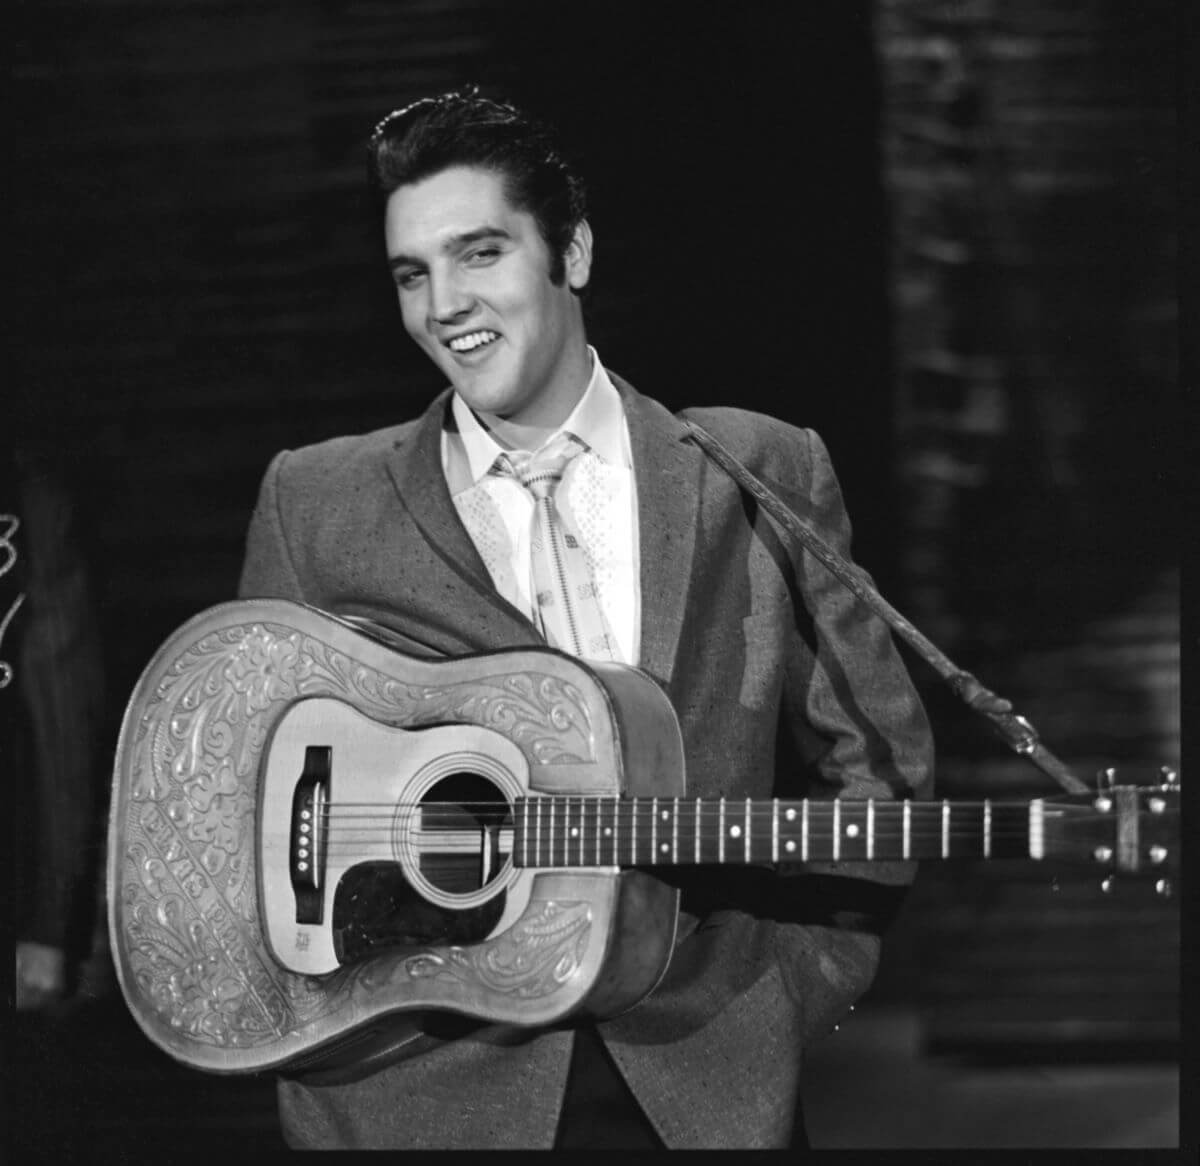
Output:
[448, 330, 498, 353]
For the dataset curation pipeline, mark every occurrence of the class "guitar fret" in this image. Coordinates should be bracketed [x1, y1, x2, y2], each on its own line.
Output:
[512, 794, 1054, 869]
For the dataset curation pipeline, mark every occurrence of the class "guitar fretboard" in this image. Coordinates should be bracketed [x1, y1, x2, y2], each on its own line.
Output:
[512, 796, 1043, 868]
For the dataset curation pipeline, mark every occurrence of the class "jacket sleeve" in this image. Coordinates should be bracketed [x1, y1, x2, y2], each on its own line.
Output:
[237, 451, 307, 602]
[781, 429, 933, 819]
[771, 427, 934, 1042]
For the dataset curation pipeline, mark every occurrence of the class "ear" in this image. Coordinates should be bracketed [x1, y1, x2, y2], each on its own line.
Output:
[563, 220, 593, 290]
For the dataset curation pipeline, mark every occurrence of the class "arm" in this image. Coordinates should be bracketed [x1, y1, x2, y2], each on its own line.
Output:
[772, 428, 934, 1040]
[238, 451, 306, 601]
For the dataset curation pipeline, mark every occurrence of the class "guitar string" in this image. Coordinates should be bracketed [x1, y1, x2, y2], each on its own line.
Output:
[314, 804, 1087, 832]
[306, 800, 1101, 855]
[313, 799, 1094, 812]
[318, 818, 1078, 846]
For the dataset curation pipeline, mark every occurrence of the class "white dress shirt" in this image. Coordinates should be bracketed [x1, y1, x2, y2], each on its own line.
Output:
[441, 348, 641, 665]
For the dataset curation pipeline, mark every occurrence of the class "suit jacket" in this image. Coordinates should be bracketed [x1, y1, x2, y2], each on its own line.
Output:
[237, 374, 934, 1149]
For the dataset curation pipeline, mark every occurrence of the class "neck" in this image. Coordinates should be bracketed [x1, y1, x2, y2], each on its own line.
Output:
[512, 794, 1055, 867]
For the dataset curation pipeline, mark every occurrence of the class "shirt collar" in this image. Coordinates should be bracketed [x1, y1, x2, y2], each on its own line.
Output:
[449, 346, 629, 486]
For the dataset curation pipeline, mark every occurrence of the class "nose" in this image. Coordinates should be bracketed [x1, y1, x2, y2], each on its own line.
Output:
[429, 270, 475, 326]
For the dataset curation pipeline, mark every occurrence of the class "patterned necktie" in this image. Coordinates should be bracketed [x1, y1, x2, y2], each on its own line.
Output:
[494, 435, 618, 661]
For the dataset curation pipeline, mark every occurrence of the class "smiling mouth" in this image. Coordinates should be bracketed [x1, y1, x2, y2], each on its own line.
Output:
[447, 330, 500, 354]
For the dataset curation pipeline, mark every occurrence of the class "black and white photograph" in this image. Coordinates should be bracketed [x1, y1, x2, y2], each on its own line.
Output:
[8, 0, 1186, 1155]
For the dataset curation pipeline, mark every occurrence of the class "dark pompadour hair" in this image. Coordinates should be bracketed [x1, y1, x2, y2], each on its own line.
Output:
[367, 87, 588, 286]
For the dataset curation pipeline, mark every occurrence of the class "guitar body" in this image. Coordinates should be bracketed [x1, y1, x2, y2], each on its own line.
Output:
[107, 599, 683, 1075]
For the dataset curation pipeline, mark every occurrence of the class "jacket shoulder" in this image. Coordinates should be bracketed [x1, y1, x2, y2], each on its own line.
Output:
[677, 404, 825, 487]
[271, 419, 419, 484]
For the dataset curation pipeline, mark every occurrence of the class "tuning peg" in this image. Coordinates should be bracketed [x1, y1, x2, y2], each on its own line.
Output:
[1100, 875, 1115, 894]
[1159, 766, 1178, 787]
[1097, 766, 1118, 791]
[1155, 878, 1172, 899]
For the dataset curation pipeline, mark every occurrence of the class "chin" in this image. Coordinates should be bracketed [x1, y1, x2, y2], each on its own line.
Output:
[452, 387, 507, 419]
[458, 374, 522, 414]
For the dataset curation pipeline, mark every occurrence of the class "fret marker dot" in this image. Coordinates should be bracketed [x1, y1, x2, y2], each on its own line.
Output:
[785, 808, 797, 821]
[846, 824, 860, 838]
[570, 827, 579, 838]
[661, 810, 670, 820]
[603, 827, 613, 837]
[785, 840, 796, 853]
[730, 825, 742, 838]
[660, 843, 669, 854]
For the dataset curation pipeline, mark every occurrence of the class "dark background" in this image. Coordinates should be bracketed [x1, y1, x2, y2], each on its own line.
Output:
[9, 0, 1185, 1154]
[13, 0, 902, 704]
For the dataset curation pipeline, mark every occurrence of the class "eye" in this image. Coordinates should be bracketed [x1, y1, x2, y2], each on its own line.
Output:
[394, 268, 425, 291]
[465, 246, 502, 266]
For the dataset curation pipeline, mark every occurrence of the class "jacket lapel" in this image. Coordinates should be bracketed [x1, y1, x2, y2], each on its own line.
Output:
[383, 390, 539, 651]
[382, 377, 705, 680]
[615, 375, 705, 690]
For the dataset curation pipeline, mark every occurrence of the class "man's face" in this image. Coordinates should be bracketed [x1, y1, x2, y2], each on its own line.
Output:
[384, 165, 592, 438]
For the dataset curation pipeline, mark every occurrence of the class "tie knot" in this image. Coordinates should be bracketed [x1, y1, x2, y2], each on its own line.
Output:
[495, 434, 586, 499]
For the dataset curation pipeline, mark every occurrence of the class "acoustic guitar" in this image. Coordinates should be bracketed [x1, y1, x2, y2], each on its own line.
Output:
[106, 599, 1179, 1077]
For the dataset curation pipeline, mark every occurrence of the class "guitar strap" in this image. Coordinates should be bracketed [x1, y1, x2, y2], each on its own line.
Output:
[683, 422, 1089, 795]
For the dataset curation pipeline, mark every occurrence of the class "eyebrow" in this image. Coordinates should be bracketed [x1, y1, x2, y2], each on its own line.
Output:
[388, 226, 513, 271]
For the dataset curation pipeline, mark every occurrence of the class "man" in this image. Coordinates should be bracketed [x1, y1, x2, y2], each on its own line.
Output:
[238, 87, 933, 1149]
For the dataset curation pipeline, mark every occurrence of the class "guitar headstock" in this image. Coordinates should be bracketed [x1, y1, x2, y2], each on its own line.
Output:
[1044, 766, 1180, 895]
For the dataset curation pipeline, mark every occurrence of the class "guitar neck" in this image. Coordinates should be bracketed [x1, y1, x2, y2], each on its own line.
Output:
[513, 796, 1048, 868]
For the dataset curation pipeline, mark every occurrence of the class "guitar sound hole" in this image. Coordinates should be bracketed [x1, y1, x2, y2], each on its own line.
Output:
[416, 772, 512, 895]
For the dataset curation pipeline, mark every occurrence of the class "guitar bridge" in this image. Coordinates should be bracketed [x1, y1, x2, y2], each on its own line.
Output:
[291, 745, 331, 924]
